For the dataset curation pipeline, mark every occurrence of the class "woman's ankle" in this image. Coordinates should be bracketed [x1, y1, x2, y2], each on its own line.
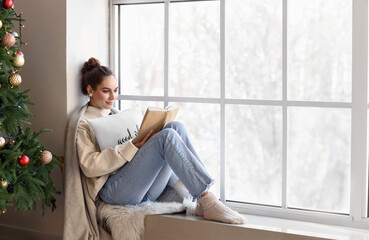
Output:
[195, 202, 204, 216]
[199, 190, 209, 198]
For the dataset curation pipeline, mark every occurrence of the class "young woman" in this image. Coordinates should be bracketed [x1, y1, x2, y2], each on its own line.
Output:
[77, 57, 244, 225]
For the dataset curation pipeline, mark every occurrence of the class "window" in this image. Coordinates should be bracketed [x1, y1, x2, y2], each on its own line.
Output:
[111, 0, 369, 227]
[285, 0, 352, 213]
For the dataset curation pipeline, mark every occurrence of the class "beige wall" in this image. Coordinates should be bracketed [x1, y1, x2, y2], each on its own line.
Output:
[66, 0, 110, 114]
[0, 0, 109, 238]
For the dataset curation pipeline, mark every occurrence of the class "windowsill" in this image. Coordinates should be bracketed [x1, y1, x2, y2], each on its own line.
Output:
[143, 213, 369, 240]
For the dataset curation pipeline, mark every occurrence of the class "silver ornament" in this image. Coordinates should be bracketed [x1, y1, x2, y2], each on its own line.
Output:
[11, 31, 18, 38]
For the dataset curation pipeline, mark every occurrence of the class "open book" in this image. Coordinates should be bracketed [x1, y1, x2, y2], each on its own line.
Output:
[135, 105, 180, 143]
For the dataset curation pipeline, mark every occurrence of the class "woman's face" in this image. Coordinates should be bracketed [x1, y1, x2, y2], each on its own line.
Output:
[88, 75, 118, 109]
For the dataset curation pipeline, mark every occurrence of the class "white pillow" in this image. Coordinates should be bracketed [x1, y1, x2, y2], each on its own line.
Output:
[87, 107, 142, 150]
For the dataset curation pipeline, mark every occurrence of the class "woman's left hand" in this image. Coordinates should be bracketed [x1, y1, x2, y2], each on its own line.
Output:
[132, 130, 155, 149]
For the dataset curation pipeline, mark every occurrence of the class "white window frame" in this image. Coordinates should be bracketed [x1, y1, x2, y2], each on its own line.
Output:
[109, 0, 369, 228]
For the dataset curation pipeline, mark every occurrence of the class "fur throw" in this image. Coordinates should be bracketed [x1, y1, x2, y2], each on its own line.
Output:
[96, 187, 196, 240]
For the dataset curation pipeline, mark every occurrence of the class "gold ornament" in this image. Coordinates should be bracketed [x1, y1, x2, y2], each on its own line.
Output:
[1, 179, 8, 189]
[2, 32, 15, 48]
[9, 73, 22, 87]
[12, 53, 25, 68]
[40, 150, 53, 164]
[0, 20, 2, 29]
[0, 137, 5, 149]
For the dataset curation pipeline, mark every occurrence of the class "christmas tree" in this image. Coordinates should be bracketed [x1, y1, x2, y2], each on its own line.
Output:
[0, 0, 61, 214]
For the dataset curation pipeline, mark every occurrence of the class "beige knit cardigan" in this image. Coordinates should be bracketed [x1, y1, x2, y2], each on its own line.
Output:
[63, 104, 115, 240]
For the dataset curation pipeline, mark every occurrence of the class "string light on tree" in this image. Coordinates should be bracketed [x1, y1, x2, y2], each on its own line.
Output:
[1, 179, 8, 189]
[0, 137, 5, 149]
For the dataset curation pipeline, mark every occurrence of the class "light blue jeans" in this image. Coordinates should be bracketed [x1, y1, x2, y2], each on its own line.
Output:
[99, 121, 214, 205]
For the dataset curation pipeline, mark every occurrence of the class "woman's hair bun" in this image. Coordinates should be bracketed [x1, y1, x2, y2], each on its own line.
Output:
[80, 57, 114, 95]
[81, 57, 101, 76]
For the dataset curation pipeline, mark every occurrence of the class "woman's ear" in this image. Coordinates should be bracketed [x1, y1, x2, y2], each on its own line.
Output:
[87, 85, 93, 96]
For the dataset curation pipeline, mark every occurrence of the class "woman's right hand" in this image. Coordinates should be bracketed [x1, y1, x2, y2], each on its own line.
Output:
[132, 130, 155, 149]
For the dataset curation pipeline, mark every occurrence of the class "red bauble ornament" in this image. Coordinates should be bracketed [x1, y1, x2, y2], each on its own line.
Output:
[18, 155, 30, 166]
[2, 0, 13, 9]
[16, 50, 23, 57]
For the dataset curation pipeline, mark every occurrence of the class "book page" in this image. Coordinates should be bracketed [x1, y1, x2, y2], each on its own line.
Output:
[164, 106, 179, 124]
[135, 106, 179, 143]
[136, 110, 166, 142]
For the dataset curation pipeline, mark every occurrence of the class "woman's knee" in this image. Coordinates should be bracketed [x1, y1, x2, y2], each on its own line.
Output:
[159, 128, 178, 139]
[156, 128, 185, 146]
[164, 121, 186, 132]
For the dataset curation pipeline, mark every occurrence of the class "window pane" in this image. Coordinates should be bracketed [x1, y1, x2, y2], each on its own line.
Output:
[120, 4, 164, 96]
[225, 0, 282, 100]
[169, 102, 221, 196]
[287, 0, 352, 102]
[287, 107, 350, 213]
[226, 105, 282, 205]
[169, 1, 220, 98]
[120, 100, 163, 114]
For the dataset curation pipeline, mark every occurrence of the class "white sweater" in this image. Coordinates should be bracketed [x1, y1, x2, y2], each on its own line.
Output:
[77, 106, 138, 200]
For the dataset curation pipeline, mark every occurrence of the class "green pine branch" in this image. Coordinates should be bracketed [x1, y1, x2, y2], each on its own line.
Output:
[0, 5, 62, 215]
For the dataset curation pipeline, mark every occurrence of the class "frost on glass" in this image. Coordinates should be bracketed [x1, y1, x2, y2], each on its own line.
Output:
[287, 107, 350, 213]
[120, 4, 164, 96]
[169, 1, 220, 98]
[287, 0, 352, 102]
[226, 105, 282, 205]
[225, 0, 282, 100]
[170, 102, 221, 196]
